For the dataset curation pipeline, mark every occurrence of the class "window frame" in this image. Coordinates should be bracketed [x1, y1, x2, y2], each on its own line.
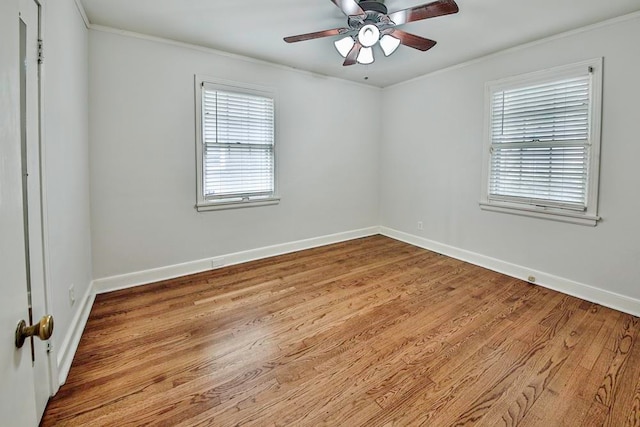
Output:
[480, 58, 603, 226]
[194, 75, 279, 212]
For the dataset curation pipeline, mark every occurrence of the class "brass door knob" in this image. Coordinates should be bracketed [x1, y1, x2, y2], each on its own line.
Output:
[15, 315, 54, 349]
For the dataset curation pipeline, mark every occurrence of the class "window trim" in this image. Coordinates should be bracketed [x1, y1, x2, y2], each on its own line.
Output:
[480, 58, 603, 226]
[194, 75, 279, 212]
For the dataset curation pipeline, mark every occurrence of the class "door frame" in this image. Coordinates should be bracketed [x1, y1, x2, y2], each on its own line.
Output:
[34, 0, 60, 396]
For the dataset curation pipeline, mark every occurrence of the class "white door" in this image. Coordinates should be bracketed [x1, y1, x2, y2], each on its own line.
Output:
[0, 0, 52, 424]
[0, 2, 39, 423]
[20, 0, 54, 418]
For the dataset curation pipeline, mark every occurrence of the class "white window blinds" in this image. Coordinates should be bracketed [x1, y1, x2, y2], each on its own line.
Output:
[202, 85, 275, 201]
[489, 72, 592, 210]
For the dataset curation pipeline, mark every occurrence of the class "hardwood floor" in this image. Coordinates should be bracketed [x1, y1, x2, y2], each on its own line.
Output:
[42, 236, 640, 426]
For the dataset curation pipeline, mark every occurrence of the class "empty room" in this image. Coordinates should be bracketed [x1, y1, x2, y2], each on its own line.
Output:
[2, 0, 640, 425]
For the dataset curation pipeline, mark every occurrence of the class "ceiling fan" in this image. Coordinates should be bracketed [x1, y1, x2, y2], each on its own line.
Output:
[284, 0, 459, 66]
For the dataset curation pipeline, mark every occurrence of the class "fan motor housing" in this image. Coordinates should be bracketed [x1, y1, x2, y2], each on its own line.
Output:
[358, 0, 388, 15]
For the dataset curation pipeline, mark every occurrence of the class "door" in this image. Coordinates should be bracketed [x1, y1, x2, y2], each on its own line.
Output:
[19, 0, 54, 419]
[0, 0, 39, 422]
[0, 0, 52, 424]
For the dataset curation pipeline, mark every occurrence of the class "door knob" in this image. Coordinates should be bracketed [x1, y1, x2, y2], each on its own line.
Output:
[15, 315, 54, 349]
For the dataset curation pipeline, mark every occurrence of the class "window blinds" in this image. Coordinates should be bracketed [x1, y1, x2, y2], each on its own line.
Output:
[489, 74, 591, 209]
[202, 87, 275, 200]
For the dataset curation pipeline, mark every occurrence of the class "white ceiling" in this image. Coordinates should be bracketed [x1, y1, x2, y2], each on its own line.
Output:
[80, 0, 640, 87]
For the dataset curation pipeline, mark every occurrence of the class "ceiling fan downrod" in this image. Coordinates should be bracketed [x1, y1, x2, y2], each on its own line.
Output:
[358, 0, 388, 15]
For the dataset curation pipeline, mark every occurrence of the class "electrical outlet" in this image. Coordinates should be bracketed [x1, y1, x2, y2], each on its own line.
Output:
[69, 284, 76, 306]
[211, 257, 225, 269]
[417, 221, 424, 230]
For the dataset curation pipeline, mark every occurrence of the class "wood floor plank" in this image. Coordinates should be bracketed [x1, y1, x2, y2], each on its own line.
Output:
[41, 236, 640, 427]
[522, 306, 607, 426]
[601, 315, 640, 426]
[624, 380, 640, 427]
[374, 293, 576, 426]
[471, 302, 599, 426]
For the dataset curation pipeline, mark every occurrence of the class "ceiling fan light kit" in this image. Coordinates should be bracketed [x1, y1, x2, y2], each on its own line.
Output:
[357, 46, 375, 64]
[285, 0, 459, 66]
[379, 34, 401, 56]
[334, 36, 355, 57]
[358, 24, 380, 47]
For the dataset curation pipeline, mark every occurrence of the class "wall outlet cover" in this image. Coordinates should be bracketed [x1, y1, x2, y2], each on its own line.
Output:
[69, 284, 76, 306]
[211, 257, 225, 269]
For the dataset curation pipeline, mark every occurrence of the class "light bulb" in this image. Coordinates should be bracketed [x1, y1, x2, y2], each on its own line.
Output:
[358, 24, 380, 48]
[380, 34, 401, 56]
[356, 47, 374, 64]
[334, 36, 355, 58]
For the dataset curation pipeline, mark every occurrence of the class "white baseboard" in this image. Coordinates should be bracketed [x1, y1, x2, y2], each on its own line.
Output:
[93, 226, 381, 294]
[57, 225, 639, 386]
[54, 227, 379, 386]
[380, 226, 640, 317]
[56, 281, 96, 385]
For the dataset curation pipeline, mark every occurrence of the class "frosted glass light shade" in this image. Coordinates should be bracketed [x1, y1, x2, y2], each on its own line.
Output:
[380, 34, 401, 56]
[334, 36, 355, 58]
[357, 24, 380, 48]
[356, 46, 374, 64]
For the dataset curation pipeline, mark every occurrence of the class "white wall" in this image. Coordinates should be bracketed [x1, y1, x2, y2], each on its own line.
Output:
[88, 30, 381, 279]
[380, 16, 640, 302]
[43, 0, 93, 380]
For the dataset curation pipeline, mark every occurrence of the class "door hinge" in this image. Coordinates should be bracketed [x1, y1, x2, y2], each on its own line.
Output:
[38, 39, 44, 64]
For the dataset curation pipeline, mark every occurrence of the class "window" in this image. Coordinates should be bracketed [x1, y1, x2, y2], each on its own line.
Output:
[195, 77, 278, 211]
[480, 59, 603, 226]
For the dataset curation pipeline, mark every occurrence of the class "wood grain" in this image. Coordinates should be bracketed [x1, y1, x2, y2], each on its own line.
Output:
[41, 236, 640, 426]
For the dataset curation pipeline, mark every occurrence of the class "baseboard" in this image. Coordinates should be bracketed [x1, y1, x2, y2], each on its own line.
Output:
[93, 226, 381, 294]
[59, 224, 638, 386]
[380, 226, 640, 317]
[56, 281, 96, 385]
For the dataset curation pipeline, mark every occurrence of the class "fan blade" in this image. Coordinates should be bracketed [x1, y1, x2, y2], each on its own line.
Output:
[388, 0, 459, 26]
[343, 42, 362, 66]
[392, 29, 437, 51]
[284, 28, 348, 43]
[330, 0, 365, 16]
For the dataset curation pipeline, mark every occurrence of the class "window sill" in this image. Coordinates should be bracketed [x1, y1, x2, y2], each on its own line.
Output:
[196, 197, 280, 212]
[479, 201, 600, 226]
